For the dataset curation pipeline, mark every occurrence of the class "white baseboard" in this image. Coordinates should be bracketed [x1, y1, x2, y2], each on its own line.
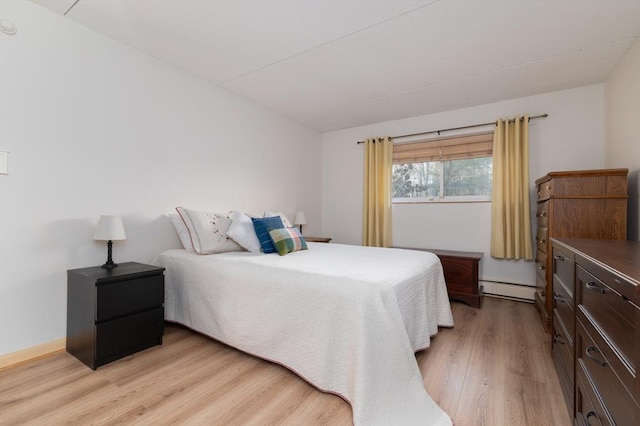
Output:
[0, 337, 66, 371]
[481, 280, 536, 302]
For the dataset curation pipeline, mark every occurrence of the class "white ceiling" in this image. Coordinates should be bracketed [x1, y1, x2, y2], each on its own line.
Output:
[30, 0, 640, 132]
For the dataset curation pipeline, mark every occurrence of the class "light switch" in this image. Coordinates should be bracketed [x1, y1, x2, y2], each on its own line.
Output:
[0, 151, 8, 175]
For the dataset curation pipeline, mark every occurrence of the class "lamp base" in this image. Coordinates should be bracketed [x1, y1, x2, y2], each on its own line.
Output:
[101, 240, 119, 269]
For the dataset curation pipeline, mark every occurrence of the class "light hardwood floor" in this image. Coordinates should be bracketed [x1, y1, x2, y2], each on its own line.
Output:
[0, 297, 571, 426]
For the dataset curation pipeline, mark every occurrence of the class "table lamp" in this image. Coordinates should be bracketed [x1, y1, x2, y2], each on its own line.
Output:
[294, 211, 307, 234]
[93, 215, 126, 269]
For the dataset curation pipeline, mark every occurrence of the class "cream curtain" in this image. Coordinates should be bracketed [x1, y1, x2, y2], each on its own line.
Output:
[362, 136, 393, 247]
[490, 115, 534, 260]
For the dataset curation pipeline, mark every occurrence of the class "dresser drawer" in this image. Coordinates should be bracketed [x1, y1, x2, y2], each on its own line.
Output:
[552, 339, 573, 417]
[96, 307, 164, 364]
[553, 310, 574, 373]
[535, 249, 547, 275]
[576, 317, 637, 426]
[554, 279, 574, 345]
[536, 227, 549, 253]
[537, 182, 553, 201]
[552, 310, 574, 417]
[535, 200, 549, 226]
[576, 360, 612, 426]
[576, 253, 639, 304]
[536, 271, 546, 293]
[97, 274, 164, 322]
[577, 265, 638, 374]
[552, 244, 575, 296]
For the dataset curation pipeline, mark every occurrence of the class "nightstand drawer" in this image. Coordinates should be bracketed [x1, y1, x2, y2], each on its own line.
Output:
[96, 307, 164, 364]
[97, 275, 164, 321]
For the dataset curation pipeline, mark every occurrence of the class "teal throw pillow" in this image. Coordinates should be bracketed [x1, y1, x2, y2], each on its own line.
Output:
[251, 216, 285, 253]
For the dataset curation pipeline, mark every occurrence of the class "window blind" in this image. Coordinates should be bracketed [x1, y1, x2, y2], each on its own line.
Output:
[392, 131, 493, 164]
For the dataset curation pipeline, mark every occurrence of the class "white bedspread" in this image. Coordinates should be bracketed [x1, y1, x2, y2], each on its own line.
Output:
[152, 243, 454, 425]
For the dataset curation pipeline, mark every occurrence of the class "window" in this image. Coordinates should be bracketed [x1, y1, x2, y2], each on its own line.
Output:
[392, 131, 493, 203]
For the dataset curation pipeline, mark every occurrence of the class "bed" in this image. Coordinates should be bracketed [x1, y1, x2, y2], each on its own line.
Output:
[152, 242, 454, 425]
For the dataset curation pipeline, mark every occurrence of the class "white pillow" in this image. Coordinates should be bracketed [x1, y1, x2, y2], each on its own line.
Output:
[227, 211, 261, 253]
[175, 207, 243, 254]
[264, 211, 293, 228]
[168, 213, 194, 252]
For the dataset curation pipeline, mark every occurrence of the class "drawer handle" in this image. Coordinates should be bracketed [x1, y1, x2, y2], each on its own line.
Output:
[537, 265, 545, 271]
[586, 346, 607, 367]
[585, 281, 606, 294]
[535, 211, 547, 218]
[585, 411, 600, 426]
[554, 255, 565, 261]
[537, 238, 546, 244]
[553, 294, 564, 303]
[553, 333, 565, 345]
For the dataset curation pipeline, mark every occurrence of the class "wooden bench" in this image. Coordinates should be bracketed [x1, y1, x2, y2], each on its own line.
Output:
[395, 247, 483, 308]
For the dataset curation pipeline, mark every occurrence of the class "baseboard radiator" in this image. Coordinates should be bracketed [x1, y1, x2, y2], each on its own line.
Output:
[481, 280, 536, 303]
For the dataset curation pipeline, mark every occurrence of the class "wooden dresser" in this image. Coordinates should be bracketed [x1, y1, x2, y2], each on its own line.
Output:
[534, 168, 628, 333]
[550, 238, 639, 425]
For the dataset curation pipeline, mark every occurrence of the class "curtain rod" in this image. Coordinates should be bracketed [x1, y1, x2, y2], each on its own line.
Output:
[356, 113, 548, 144]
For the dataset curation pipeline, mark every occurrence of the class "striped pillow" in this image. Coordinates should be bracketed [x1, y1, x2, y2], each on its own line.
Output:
[268, 227, 308, 256]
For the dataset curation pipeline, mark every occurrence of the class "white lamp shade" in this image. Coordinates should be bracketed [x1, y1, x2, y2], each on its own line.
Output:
[93, 215, 127, 241]
[293, 211, 307, 226]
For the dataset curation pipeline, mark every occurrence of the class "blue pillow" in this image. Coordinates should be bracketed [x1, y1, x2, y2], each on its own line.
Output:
[251, 216, 285, 253]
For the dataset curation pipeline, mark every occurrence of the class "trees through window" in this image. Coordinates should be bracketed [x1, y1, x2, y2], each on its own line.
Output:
[392, 132, 493, 202]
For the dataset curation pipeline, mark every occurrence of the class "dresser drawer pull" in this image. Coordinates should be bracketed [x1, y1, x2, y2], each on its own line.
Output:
[585, 411, 600, 426]
[554, 255, 565, 261]
[553, 294, 565, 303]
[553, 333, 565, 345]
[535, 211, 547, 218]
[537, 238, 546, 244]
[585, 281, 606, 294]
[537, 265, 545, 270]
[586, 346, 607, 367]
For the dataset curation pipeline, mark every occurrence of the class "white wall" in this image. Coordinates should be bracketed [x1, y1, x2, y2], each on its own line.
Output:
[0, 1, 322, 356]
[605, 40, 640, 241]
[322, 85, 606, 286]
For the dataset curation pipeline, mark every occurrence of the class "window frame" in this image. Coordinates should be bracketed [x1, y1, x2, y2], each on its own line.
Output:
[391, 131, 494, 204]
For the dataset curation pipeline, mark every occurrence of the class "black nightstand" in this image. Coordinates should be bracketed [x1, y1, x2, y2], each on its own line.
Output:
[66, 262, 165, 369]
